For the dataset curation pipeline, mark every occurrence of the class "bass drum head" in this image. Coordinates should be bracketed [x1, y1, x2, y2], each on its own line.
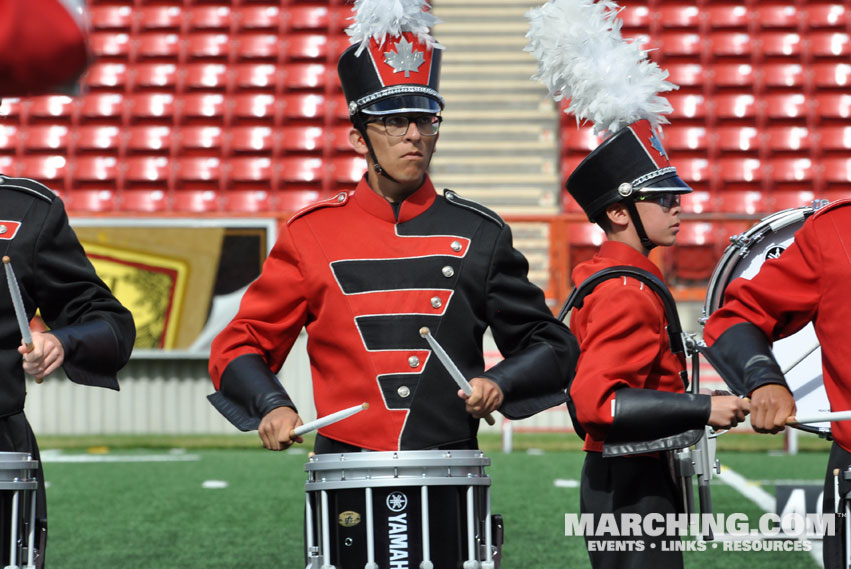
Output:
[703, 206, 829, 435]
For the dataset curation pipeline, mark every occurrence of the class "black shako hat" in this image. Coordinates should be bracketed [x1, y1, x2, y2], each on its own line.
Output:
[566, 119, 693, 223]
[338, 32, 444, 117]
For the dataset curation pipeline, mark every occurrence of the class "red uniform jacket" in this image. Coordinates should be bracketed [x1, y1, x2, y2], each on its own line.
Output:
[704, 200, 851, 451]
[210, 176, 576, 450]
[569, 241, 687, 452]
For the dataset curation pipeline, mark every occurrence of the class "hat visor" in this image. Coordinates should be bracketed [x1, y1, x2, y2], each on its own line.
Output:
[361, 94, 441, 115]
[638, 172, 693, 195]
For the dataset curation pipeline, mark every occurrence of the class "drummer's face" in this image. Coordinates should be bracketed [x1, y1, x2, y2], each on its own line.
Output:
[635, 193, 682, 247]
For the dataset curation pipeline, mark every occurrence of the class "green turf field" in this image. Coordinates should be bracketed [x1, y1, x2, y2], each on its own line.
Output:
[36, 433, 831, 568]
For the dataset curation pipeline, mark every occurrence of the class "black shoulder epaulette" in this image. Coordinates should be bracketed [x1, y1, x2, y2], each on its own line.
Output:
[287, 191, 350, 225]
[0, 174, 56, 203]
[443, 189, 504, 227]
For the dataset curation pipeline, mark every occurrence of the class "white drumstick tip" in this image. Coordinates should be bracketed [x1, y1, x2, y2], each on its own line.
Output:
[2, 256, 9, 264]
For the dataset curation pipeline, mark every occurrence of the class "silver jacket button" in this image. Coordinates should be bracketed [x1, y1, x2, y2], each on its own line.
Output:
[451, 241, 462, 252]
[408, 356, 420, 368]
[430, 296, 442, 309]
[397, 385, 411, 398]
[0, 225, 6, 234]
[441, 266, 454, 278]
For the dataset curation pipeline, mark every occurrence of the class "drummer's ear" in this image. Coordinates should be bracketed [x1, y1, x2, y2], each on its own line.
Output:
[602, 203, 630, 233]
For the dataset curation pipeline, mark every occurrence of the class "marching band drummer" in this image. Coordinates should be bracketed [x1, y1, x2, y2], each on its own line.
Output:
[702, 198, 851, 569]
[525, 2, 749, 568]
[0, 1, 136, 566]
[208, 0, 578, 454]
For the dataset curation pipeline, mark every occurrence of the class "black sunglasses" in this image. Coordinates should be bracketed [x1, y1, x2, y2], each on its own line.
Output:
[636, 193, 681, 209]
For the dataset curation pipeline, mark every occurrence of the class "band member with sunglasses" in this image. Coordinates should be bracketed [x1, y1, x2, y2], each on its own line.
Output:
[208, 4, 578, 455]
[562, 120, 749, 569]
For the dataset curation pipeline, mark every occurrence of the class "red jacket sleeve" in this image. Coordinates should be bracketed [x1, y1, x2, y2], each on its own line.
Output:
[208, 225, 310, 388]
[569, 279, 668, 442]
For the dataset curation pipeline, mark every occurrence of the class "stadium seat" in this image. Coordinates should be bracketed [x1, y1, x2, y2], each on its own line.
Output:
[280, 156, 324, 184]
[710, 62, 755, 89]
[227, 156, 275, 188]
[567, 223, 605, 273]
[183, 33, 231, 62]
[236, 5, 282, 31]
[176, 93, 225, 124]
[718, 156, 763, 185]
[769, 157, 814, 183]
[821, 157, 851, 184]
[763, 92, 808, 120]
[77, 93, 125, 123]
[90, 31, 131, 60]
[130, 63, 179, 91]
[137, 5, 183, 32]
[182, 63, 229, 91]
[0, 125, 18, 154]
[329, 93, 352, 121]
[656, 32, 703, 58]
[123, 156, 171, 188]
[667, 93, 707, 120]
[717, 190, 767, 215]
[761, 62, 805, 89]
[618, 3, 650, 29]
[708, 32, 752, 58]
[808, 31, 851, 59]
[705, 4, 750, 29]
[25, 96, 74, 123]
[84, 62, 128, 90]
[754, 4, 800, 29]
[712, 93, 756, 120]
[283, 5, 331, 31]
[806, 4, 847, 29]
[235, 33, 281, 61]
[231, 63, 280, 92]
[561, 127, 599, 153]
[0, 99, 22, 124]
[128, 93, 177, 123]
[765, 126, 812, 153]
[680, 190, 714, 214]
[132, 33, 181, 61]
[771, 190, 818, 211]
[75, 125, 121, 154]
[120, 189, 169, 212]
[23, 125, 71, 153]
[664, 63, 706, 88]
[329, 125, 354, 152]
[666, 221, 718, 282]
[282, 93, 328, 121]
[330, 156, 367, 184]
[177, 125, 223, 155]
[281, 125, 325, 152]
[90, 4, 133, 31]
[228, 93, 281, 125]
[814, 93, 851, 120]
[222, 189, 273, 212]
[187, 5, 232, 31]
[715, 125, 759, 153]
[812, 62, 851, 89]
[818, 125, 851, 152]
[658, 4, 700, 29]
[285, 34, 331, 61]
[228, 125, 276, 154]
[283, 63, 331, 91]
[71, 155, 119, 187]
[0, 156, 15, 176]
[173, 189, 220, 212]
[277, 189, 323, 213]
[176, 156, 223, 190]
[125, 125, 173, 155]
[758, 32, 802, 59]
[661, 125, 707, 152]
[65, 189, 116, 212]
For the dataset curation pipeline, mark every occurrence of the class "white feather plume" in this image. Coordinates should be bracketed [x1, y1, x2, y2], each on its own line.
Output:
[346, 0, 443, 56]
[525, 0, 676, 136]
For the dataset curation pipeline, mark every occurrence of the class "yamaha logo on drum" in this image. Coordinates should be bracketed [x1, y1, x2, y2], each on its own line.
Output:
[386, 491, 408, 512]
[765, 246, 786, 261]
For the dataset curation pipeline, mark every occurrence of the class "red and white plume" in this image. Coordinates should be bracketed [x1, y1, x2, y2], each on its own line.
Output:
[525, 0, 676, 136]
[346, 0, 443, 56]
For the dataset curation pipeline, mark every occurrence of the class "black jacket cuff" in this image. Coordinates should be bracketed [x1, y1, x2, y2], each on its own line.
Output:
[607, 388, 710, 444]
[700, 322, 788, 397]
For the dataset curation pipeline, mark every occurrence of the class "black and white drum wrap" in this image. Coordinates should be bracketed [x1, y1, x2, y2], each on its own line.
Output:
[703, 204, 830, 435]
[0, 452, 39, 569]
[304, 450, 501, 569]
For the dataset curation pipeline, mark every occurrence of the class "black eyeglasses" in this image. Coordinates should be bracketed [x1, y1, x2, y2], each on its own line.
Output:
[637, 193, 681, 210]
[368, 115, 442, 137]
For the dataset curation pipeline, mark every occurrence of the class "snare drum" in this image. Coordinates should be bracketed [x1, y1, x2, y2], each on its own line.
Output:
[703, 204, 830, 435]
[304, 450, 501, 569]
[0, 452, 39, 569]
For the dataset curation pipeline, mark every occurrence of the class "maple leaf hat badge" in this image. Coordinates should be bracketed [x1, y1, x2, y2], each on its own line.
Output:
[338, 0, 444, 119]
[525, 0, 693, 237]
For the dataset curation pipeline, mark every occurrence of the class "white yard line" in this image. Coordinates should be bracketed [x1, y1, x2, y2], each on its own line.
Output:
[40, 450, 201, 463]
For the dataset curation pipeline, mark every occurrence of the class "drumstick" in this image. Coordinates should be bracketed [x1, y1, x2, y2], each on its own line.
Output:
[780, 340, 820, 375]
[786, 410, 851, 425]
[3, 257, 41, 384]
[290, 403, 369, 438]
[419, 327, 496, 426]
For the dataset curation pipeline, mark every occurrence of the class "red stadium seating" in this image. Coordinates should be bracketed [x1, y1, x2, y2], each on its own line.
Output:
[285, 34, 332, 61]
[277, 189, 324, 213]
[228, 93, 281, 124]
[710, 62, 756, 89]
[680, 190, 714, 214]
[0, 156, 15, 176]
[283, 5, 331, 31]
[814, 93, 851, 120]
[71, 155, 119, 187]
[231, 63, 280, 92]
[765, 126, 812, 153]
[761, 62, 805, 89]
[758, 32, 803, 59]
[282, 93, 328, 121]
[658, 4, 700, 29]
[130, 63, 179, 91]
[228, 126, 276, 154]
[280, 156, 324, 185]
[0, 125, 19, 154]
[561, 127, 599, 153]
[808, 31, 851, 59]
[713, 93, 756, 120]
[763, 92, 808, 120]
[120, 189, 169, 213]
[176, 156, 223, 190]
[769, 157, 814, 184]
[23, 125, 70, 153]
[127, 93, 177, 123]
[567, 223, 605, 272]
[283, 63, 331, 90]
[771, 190, 818, 211]
[123, 156, 171, 188]
[187, 5, 232, 31]
[0, 99, 22, 124]
[709, 32, 752, 58]
[662, 125, 707, 152]
[227, 156, 275, 189]
[85, 62, 129, 91]
[667, 221, 718, 282]
[173, 189, 220, 213]
[125, 125, 173, 155]
[90, 4, 133, 31]
[183, 33, 231, 62]
[656, 32, 703, 58]
[619, 3, 651, 29]
[223, 189, 273, 212]
[179, 93, 226, 123]
[812, 62, 851, 89]
[717, 156, 763, 186]
[715, 125, 760, 153]
[90, 31, 131, 60]
[78, 93, 126, 123]
[26, 96, 74, 123]
[717, 190, 767, 215]
[133, 33, 181, 61]
[182, 63, 229, 91]
[236, 5, 282, 31]
[818, 126, 851, 152]
[281, 125, 326, 152]
[330, 155, 367, 184]
[329, 125, 354, 152]
[705, 4, 750, 29]
[821, 157, 851, 184]
[806, 4, 848, 29]
[667, 93, 707, 120]
[235, 33, 282, 61]
[664, 63, 706, 88]
[754, 4, 800, 29]
[75, 125, 122, 154]
[176, 125, 223, 155]
[137, 5, 183, 32]
[65, 189, 116, 212]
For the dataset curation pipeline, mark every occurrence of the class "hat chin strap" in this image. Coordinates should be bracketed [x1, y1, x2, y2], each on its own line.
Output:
[624, 199, 658, 251]
[353, 114, 400, 184]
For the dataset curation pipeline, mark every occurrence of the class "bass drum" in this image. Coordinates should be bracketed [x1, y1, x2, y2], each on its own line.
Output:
[703, 204, 830, 436]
